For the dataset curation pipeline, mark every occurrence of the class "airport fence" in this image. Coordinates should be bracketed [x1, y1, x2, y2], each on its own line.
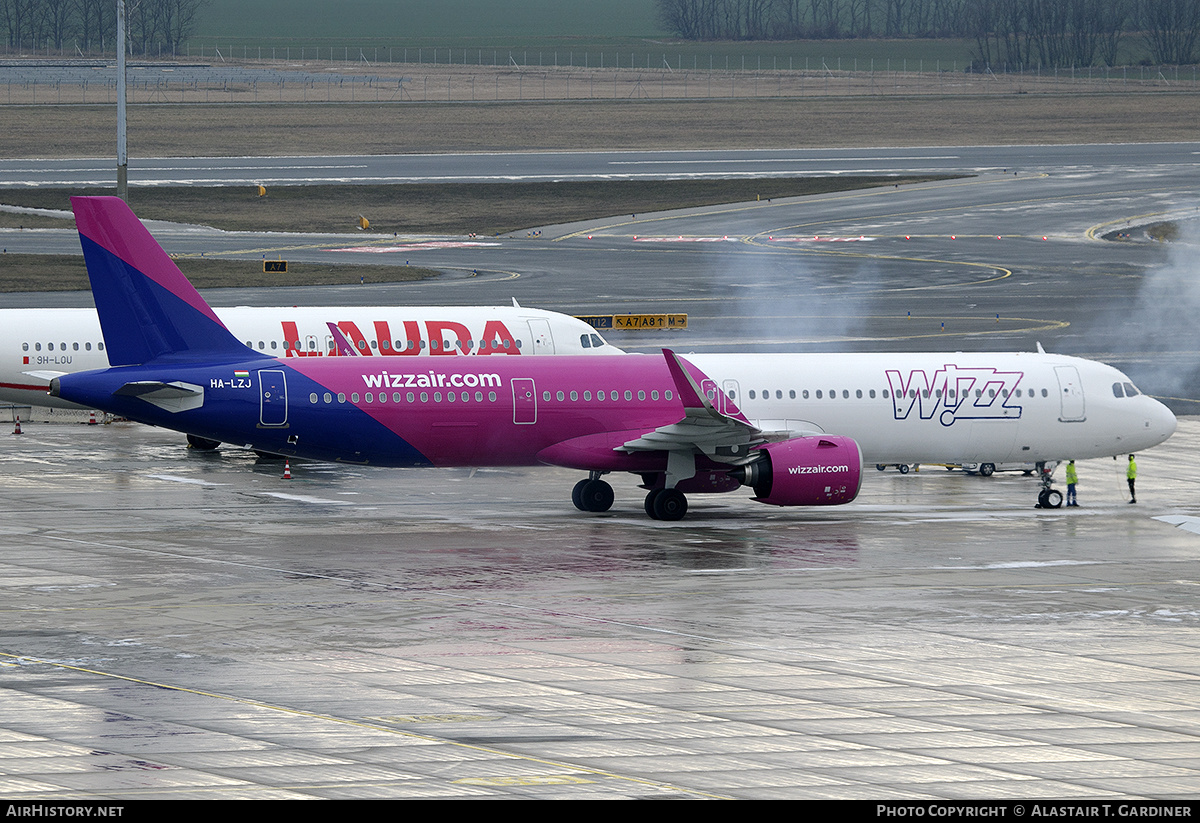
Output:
[1, 56, 1197, 106]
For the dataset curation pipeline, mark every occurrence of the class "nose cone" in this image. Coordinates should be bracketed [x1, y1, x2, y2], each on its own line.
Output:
[1141, 396, 1177, 450]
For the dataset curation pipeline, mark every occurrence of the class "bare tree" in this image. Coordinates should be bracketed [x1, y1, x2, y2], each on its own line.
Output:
[1, 0, 38, 49]
[157, 0, 204, 54]
[1141, 0, 1200, 63]
[76, 0, 113, 52]
[38, 0, 76, 50]
[1097, 0, 1131, 65]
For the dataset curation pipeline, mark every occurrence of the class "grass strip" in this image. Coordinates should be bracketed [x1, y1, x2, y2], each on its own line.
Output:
[0, 176, 954, 236]
[0, 253, 437, 293]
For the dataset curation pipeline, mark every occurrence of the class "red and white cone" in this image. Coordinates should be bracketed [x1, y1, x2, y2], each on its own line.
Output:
[88, 410, 97, 425]
[282, 460, 292, 480]
[12, 416, 21, 435]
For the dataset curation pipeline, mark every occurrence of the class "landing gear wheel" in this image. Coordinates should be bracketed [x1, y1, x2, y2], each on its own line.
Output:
[578, 479, 614, 512]
[898, 464, 910, 474]
[572, 479, 589, 511]
[644, 489, 663, 519]
[187, 434, 220, 451]
[979, 463, 995, 477]
[1042, 488, 1063, 509]
[876, 464, 886, 471]
[652, 488, 688, 521]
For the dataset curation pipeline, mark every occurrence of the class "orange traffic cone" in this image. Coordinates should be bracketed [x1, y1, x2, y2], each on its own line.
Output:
[12, 416, 21, 435]
[282, 460, 292, 480]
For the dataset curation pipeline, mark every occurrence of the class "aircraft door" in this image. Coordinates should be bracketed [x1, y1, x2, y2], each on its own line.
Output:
[701, 379, 724, 413]
[722, 379, 741, 412]
[512, 378, 537, 424]
[528, 319, 555, 354]
[258, 369, 288, 427]
[1054, 366, 1086, 422]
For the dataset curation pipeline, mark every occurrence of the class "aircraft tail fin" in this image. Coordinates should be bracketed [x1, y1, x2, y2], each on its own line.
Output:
[71, 196, 257, 366]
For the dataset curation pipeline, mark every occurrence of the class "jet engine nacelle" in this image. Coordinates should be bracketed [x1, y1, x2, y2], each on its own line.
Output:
[734, 436, 862, 506]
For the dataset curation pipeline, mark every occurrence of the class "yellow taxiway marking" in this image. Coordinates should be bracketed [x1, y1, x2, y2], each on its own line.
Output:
[1085, 210, 1177, 241]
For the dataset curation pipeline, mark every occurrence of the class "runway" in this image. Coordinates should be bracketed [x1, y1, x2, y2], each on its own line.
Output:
[2, 144, 1198, 186]
[2, 143, 1199, 798]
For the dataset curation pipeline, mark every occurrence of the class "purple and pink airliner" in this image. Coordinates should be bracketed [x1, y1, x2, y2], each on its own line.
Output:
[50, 198, 1175, 518]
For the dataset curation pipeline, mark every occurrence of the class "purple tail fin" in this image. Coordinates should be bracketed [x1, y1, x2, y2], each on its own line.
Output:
[71, 196, 258, 366]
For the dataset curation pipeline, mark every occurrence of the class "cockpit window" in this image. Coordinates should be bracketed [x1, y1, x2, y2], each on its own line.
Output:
[1113, 382, 1125, 398]
[590, 334, 605, 348]
[580, 334, 591, 349]
[1123, 382, 1140, 397]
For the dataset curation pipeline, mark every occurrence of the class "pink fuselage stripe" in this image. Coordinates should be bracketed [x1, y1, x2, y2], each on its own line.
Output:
[279, 353, 686, 467]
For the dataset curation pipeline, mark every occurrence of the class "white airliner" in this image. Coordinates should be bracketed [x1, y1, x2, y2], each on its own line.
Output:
[684, 350, 1173, 474]
[2, 304, 620, 411]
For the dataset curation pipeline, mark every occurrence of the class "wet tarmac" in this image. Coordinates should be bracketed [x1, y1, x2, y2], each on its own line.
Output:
[1, 418, 1197, 798]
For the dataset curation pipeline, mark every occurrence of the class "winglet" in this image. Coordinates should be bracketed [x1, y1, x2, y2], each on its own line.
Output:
[662, 349, 751, 424]
[71, 196, 257, 366]
[326, 322, 357, 356]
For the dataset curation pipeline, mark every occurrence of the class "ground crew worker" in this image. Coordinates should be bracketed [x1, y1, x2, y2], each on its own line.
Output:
[1065, 460, 1078, 506]
[1127, 454, 1137, 504]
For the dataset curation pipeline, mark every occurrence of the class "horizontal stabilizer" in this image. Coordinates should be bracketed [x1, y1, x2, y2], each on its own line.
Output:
[21, 370, 68, 382]
[114, 380, 205, 413]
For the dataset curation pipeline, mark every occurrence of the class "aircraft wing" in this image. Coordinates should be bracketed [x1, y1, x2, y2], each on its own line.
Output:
[620, 350, 787, 465]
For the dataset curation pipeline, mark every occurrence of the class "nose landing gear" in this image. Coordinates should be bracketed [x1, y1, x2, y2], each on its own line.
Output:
[1034, 461, 1063, 508]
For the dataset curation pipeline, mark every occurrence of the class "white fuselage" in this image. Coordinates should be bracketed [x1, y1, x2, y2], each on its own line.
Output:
[686, 351, 1175, 464]
[2, 305, 620, 409]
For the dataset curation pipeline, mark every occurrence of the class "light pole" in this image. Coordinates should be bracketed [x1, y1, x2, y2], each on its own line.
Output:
[116, 0, 127, 200]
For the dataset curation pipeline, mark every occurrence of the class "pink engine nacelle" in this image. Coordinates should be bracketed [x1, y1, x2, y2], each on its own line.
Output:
[736, 436, 863, 506]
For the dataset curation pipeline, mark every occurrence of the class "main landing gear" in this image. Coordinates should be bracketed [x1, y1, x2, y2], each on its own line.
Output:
[571, 473, 690, 520]
[643, 488, 687, 521]
[1034, 461, 1063, 509]
[186, 434, 220, 451]
[572, 472, 614, 513]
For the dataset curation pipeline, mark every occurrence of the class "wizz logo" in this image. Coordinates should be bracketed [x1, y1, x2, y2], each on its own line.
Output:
[886, 365, 1024, 426]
